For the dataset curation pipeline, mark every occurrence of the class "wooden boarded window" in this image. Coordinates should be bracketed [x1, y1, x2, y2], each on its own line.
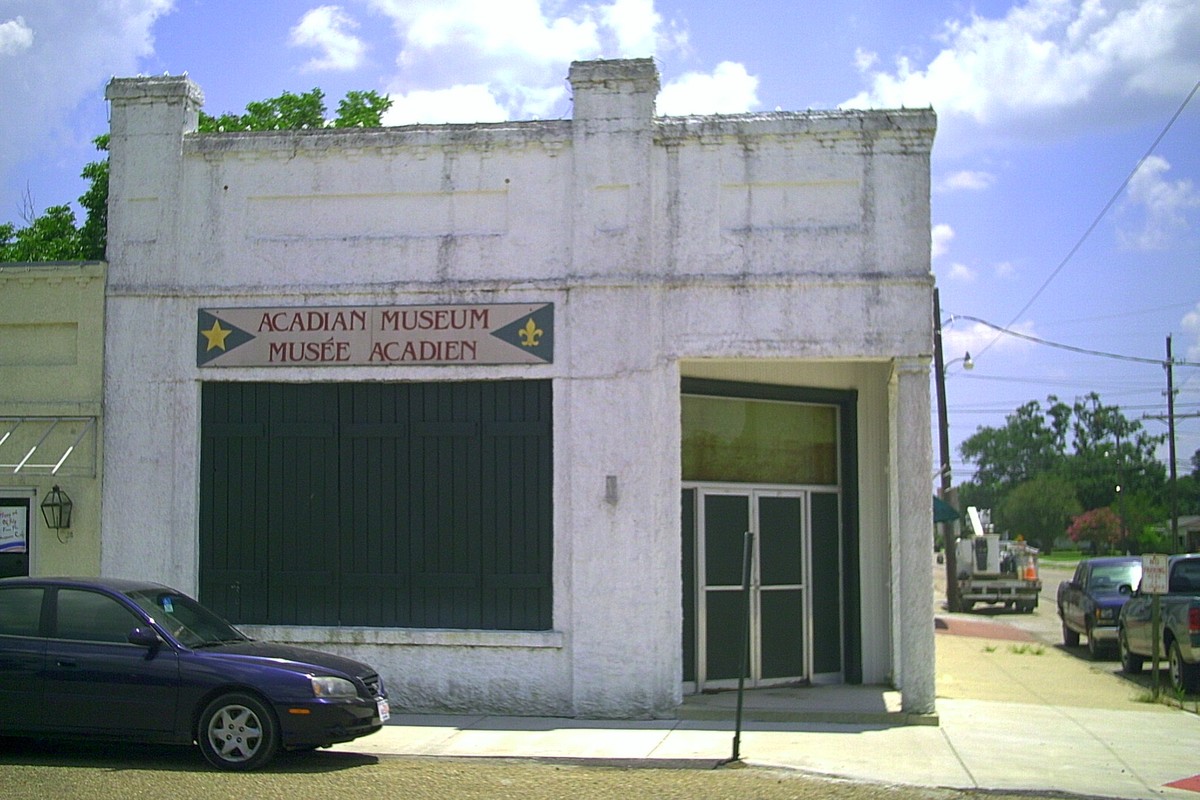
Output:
[200, 381, 552, 630]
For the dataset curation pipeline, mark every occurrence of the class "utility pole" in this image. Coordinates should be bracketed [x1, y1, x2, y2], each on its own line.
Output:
[1143, 336, 1198, 553]
[934, 289, 959, 612]
[1166, 335, 1179, 553]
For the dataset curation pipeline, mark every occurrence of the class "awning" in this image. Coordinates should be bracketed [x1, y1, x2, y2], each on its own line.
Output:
[933, 495, 960, 523]
[0, 417, 96, 476]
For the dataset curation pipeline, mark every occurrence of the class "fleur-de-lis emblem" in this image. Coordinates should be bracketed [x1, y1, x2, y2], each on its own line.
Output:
[518, 318, 543, 347]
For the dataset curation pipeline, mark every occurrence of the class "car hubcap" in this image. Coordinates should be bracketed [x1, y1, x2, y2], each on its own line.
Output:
[207, 705, 262, 762]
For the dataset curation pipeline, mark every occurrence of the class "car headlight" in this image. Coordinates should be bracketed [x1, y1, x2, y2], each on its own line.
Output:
[311, 676, 358, 699]
[1095, 608, 1116, 621]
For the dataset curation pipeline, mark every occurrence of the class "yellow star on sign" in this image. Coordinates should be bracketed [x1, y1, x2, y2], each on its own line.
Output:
[201, 320, 232, 351]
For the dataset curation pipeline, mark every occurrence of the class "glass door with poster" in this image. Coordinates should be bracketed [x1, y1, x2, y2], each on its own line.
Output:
[0, 497, 31, 578]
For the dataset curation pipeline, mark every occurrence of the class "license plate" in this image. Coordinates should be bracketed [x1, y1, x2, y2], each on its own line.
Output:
[377, 698, 390, 722]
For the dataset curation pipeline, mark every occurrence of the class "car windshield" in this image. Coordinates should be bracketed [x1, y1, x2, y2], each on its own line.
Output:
[124, 588, 250, 649]
[1091, 563, 1141, 590]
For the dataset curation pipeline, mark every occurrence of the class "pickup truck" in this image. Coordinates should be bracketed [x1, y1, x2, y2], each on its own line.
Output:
[1057, 556, 1142, 659]
[1117, 554, 1200, 694]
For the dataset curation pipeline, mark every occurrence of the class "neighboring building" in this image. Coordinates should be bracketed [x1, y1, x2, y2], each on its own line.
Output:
[1160, 515, 1200, 553]
[101, 59, 938, 718]
[0, 261, 104, 577]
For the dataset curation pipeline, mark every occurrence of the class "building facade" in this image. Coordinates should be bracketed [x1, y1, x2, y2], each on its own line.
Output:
[0, 262, 104, 579]
[102, 59, 938, 718]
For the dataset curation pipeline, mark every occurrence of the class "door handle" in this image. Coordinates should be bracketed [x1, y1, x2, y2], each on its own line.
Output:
[56, 659, 78, 668]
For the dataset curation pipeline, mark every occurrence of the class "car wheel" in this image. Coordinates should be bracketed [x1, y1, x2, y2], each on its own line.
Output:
[198, 692, 280, 771]
[1086, 627, 1107, 660]
[1118, 627, 1143, 674]
[1062, 621, 1080, 648]
[1168, 639, 1200, 695]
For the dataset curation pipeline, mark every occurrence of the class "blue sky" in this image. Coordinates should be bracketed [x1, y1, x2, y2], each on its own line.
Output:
[2, 0, 1198, 484]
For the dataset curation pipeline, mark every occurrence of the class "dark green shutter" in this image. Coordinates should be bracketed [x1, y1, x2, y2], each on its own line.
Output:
[200, 380, 552, 630]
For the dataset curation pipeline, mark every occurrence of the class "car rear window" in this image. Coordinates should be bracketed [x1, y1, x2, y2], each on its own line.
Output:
[0, 587, 44, 637]
[1091, 562, 1141, 589]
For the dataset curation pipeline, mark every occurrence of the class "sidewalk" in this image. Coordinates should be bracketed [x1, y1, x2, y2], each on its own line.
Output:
[335, 617, 1200, 799]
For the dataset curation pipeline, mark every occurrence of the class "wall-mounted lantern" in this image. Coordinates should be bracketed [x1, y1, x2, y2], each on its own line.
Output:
[40, 485, 73, 529]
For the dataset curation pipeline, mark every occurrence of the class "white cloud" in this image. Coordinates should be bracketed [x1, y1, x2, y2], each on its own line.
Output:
[0, 16, 34, 55]
[371, 0, 601, 67]
[936, 170, 995, 192]
[932, 222, 954, 258]
[0, 1, 173, 213]
[1183, 303, 1200, 361]
[949, 263, 976, 281]
[657, 61, 759, 115]
[853, 47, 878, 73]
[600, 0, 687, 58]
[364, 0, 721, 122]
[1116, 155, 1199, 250]
[381, 84, 509, 125]
[369, 0, 694, 122]
[944, 319, 1036, 359]
[844, 0, 1200, 147]
[290, 6, 366, 72]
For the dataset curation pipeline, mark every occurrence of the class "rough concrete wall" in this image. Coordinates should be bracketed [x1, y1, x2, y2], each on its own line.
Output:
[102, 61, 935, 717]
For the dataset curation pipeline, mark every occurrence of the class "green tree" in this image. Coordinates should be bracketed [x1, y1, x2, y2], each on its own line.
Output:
[1066, 507, 1122, 554]
[77, 134, 109, 260]
[1169, 449, 1200, 517]
[197, 88, 392, 132]
[0, 204, 83, 261]
[958, 396, 1071, 510]
[1067, 393, 1165, 511]
[334, 90, 394, 128]
[3, 89, 393, 262]
[1115, 489, 1167, 553]
[199, 88, 327, 132]
[994, 474, 1081, 553]
[958, 392, 1168, 532]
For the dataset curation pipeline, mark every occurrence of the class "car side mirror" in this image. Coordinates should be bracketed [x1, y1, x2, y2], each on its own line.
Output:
[1118, 583, 1132, 595]
[128, 626, 162, 648]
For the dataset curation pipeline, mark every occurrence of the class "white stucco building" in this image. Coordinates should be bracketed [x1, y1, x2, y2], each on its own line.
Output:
[101, 58, 938, 719]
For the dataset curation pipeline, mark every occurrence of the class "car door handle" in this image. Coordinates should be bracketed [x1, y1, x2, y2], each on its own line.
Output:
[56, 659, 78, 668]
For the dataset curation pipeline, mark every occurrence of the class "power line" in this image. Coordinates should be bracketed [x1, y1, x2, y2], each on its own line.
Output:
[947, 314, 1200, 367]
[975, 77, 1200, 357]
[1050, 301, 1200, 326]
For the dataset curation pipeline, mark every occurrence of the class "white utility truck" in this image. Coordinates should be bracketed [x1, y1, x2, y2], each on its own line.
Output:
[955, 507, 1041, 613]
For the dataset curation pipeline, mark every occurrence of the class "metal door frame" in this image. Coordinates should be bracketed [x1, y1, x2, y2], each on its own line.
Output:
[689, 483, 812, 691]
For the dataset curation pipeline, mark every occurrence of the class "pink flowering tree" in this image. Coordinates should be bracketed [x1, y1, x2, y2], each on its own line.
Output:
[1066, 507, 1123, 554]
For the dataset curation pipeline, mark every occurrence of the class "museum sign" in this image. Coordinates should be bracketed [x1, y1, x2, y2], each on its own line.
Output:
[197, 303, 554, 367]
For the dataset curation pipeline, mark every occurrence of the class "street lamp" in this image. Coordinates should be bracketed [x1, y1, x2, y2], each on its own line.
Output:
[947, 352, 974, 372]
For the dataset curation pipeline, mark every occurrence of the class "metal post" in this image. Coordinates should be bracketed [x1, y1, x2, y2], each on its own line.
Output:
[1152, 593, 1162, 697]
[731, 529, 753, 763]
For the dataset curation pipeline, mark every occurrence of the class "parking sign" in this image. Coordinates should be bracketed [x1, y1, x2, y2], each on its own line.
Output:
[1141, 553, 1169, 595]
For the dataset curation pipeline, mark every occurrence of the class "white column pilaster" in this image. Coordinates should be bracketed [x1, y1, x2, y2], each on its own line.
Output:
[890, 356, 936, 716]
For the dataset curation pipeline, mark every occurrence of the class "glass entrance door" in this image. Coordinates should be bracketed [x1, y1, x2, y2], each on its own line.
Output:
[695, 488, 807, 690]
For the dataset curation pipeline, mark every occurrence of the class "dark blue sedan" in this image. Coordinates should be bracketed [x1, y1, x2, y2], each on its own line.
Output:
[0, 576, 389, 770]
